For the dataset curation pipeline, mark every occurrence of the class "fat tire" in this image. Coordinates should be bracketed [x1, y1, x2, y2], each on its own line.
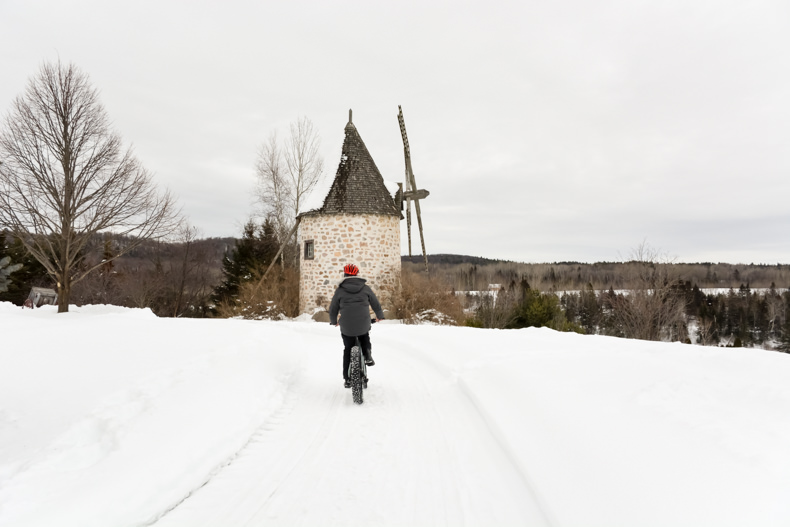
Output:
[350, 345, 364, 404]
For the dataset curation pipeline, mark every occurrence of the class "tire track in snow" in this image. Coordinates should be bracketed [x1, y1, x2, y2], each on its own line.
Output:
[385, 333, 559, 527]
[247, 385, 345, 522]
[150, 348, 351, 526]
[144, 366, 306, 526]
[386, 344, 470, 524]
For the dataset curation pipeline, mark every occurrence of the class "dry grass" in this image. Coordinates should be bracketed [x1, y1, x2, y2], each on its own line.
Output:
[392, 269, 466, 325]
[215, 266, 300, 319]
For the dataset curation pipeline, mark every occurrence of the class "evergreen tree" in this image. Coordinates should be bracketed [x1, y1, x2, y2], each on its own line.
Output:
[0, 231, 50, 304]
[259, 218, 280, 265]
[211, 219, 279, 308]
[779, 325, 790, 353]
[0, 232, 9, 276]
[0, 256, 22, 294]
[779, 293, 790, 353]
[578, 283, 602, 333]
[507, 284, 582, 333]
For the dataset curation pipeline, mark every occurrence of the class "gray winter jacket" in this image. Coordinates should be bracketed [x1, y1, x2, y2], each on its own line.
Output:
[329, 277, 384, 337]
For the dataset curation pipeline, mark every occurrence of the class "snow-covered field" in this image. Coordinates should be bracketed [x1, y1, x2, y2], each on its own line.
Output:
[1, 302, 789, 527]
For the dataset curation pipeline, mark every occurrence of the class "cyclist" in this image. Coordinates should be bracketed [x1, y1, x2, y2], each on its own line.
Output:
[329, 264, 384, 388]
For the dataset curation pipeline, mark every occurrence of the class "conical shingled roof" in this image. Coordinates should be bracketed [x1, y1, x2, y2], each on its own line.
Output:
[300, 116, 400, 218]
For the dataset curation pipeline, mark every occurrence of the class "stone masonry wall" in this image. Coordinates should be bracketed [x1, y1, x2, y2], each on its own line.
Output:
[298, 213, 401, 314]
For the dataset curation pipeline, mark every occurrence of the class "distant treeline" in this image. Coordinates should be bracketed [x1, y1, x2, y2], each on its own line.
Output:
[560, 284, 790, 350]
[418, 253, 790, 351]
[403, 256, 790, 292]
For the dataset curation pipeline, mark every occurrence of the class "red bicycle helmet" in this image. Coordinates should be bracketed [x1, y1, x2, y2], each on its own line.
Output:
[344, 264, 359, 276]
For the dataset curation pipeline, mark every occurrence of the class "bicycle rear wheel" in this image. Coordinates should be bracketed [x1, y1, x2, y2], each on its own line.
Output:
[350, 344, 364, 404]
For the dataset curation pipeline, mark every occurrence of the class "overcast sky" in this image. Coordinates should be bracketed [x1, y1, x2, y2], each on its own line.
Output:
[2, 0, 789, 264]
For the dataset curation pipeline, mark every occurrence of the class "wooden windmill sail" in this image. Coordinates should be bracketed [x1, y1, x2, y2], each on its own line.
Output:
[397, 105, 430, 271]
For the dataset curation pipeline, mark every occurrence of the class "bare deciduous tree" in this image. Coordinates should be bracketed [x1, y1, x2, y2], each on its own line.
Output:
[609, 242, 689, 341]
[475, 287, 518, 329]
[168, 222, 216, 317]
[0, 60, 180, 312]
[255, 116, 324, 265]
[696, 317, 716, 346]
[764, 288, 784, 336]
[256, 133, 288, 237]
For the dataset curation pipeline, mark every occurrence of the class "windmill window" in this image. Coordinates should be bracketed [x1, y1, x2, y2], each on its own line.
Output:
[304, 240, 315, 260]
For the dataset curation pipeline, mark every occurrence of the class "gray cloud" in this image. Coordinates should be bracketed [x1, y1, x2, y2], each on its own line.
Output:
[1, 0, 788, 263]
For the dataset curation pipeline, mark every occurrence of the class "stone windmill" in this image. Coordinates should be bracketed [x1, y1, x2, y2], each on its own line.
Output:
[296, 111, 402, 314]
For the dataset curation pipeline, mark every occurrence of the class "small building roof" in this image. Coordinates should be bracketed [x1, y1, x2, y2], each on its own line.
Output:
[300, 112, 400, 218]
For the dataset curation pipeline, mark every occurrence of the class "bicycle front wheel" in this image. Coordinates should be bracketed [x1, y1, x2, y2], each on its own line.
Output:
[350, 345, 364, 404]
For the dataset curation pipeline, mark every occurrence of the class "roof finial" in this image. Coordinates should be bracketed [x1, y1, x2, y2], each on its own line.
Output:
[348, 109, 352, 123]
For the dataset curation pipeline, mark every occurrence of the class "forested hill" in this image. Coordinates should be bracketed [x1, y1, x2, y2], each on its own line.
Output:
[402, 254, 512, 266]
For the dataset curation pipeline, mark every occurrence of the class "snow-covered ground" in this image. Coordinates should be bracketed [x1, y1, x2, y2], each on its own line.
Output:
[1, 302, 789, 526]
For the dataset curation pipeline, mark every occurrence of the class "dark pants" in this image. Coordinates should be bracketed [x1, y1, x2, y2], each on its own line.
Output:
[342, 333, 371, 380]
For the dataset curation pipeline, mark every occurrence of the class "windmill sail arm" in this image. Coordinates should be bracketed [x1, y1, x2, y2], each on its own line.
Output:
[397, 104, 429, 271]
[397, 105, 411, 158]
[403, 189, 429, 200]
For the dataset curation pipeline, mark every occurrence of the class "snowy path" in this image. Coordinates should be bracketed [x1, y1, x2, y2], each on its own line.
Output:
[3, 304, 790, 526]
[153, 324, 552, 526]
